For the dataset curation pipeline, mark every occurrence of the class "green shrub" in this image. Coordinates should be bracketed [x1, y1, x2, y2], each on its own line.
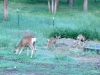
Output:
[49, 27, 100, 40]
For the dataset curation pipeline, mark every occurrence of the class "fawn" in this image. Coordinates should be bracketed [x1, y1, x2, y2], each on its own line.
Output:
[77, 34, 85, 46]
[46, 36, 60, 49]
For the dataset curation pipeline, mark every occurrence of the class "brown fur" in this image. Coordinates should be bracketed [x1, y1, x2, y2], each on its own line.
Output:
[14, 36, 36, 58]
[46, 36, 60, 49]
[77, 34, 85, 46]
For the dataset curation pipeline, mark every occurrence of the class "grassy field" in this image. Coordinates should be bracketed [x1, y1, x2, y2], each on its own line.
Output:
[0, 0, 100, 75]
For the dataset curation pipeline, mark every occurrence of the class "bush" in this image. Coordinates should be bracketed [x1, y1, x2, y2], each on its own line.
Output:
[49, 27, 100, 40]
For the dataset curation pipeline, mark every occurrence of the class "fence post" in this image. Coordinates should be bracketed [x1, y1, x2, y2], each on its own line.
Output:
[17, 8, 19, 26]
[53, 17, 55, 31]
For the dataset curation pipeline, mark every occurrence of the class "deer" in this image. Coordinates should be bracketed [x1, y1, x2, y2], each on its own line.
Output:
[77, 34, 86, 47]
[46, 36, 60, 49]
[14, 36, 36, 58]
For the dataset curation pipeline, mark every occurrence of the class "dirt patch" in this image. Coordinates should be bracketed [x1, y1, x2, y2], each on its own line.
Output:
[55, 38, 100, 64]
[0, 68, 18, 75]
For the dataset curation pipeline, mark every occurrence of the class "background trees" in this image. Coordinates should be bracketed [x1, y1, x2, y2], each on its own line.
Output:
[67, 0, 73, 7]
[48, 0, 89, 14]
[48, 0, 59, 13]
[83, 0, 88, 11]
[4, 0, 8, 20]
[3, 0, 97, 19]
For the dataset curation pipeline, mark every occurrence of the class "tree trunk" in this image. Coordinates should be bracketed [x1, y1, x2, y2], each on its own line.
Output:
[83, 0, 88, 11]
[48, 0, 58, 14]
[67, 0, 69, 4]
[4, 0, 8, 20]
[73, 0, 76, 2]
[68, 0, 73, 7]
[52, 0, 54, 13]
[54, 0, 58, 13]
[48, 0, 51, 11]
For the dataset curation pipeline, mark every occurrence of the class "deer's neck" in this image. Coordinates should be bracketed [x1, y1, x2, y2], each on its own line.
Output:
[16, 43, 21, 49]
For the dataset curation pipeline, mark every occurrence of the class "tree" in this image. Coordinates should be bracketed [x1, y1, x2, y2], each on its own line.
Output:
[73, 0, 76, 2]
[83, 0, 88, 11]
[67, 0, 73, 7]
[4, 0, 8, 20]
[51, 0, 54, 13]
[54, 0, 59, 13]
[48, 0, 59, 14]
[48, 0, 51, 12]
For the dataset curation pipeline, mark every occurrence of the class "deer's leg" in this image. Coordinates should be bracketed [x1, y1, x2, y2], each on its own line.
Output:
[30, 46, 33, 58]
[33, 42, 36, 50]
[33, 42, 36, 57]
[46, 41, 50, 49]
[73, 40, 77, 48]
[82, 41, 85, 47]
[53, 41, 56, 47]
[19, 47, 24, 55]
[27, 48, 29, 56]
[34, 42, 36, 57]
[33, 49, 36, 58]
[30, 49, 33, 58]
[48, 0, 51, 12]
[78, 40, 81, 46]
[29, 45, 36, 58]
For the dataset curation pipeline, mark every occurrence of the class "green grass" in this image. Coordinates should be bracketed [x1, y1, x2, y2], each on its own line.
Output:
[0, 0, 100, 75]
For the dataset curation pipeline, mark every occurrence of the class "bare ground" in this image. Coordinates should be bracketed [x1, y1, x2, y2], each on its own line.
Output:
[56, 38, 100, 63]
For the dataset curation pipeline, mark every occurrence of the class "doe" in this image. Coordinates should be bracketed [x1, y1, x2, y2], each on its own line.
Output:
[14, 36, 36, 58]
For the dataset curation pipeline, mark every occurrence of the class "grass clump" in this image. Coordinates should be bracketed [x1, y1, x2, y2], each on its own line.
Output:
[55, 54, 67, 60]
[49, 27, 100, 40]
[54, 54, 75, 63]
[0, 38, 10, 47]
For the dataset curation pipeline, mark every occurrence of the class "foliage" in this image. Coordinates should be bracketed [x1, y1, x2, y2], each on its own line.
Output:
[49, 27, 100, 40]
